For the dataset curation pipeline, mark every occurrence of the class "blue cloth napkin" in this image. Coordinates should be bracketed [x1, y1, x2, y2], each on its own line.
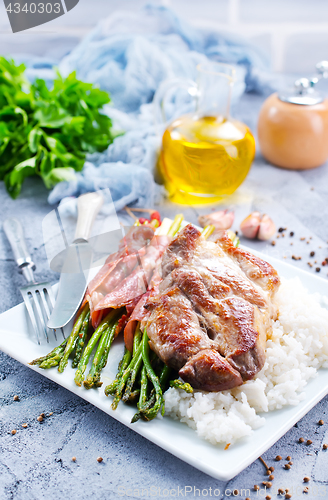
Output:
[39, 4, 270, 209]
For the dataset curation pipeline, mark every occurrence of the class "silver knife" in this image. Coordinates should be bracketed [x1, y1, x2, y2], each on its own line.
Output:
[47, 192, 103, 330]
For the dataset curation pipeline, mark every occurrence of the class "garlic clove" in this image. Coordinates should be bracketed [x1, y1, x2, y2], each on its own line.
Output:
[198, 209, 234, 230]
[240, 211, 261, 239]
[258, 214, 276, 240]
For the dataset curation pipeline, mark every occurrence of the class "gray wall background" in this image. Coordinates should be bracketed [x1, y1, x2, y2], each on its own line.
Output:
[0, 0, 328, 74]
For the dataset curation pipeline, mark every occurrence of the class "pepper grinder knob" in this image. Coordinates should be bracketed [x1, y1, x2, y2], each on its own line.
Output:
[294, 78, 311, 94]
[316, 61, 328, 78]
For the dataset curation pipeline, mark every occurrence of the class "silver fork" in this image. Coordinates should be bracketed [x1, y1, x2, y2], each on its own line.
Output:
[3, 218, 58, 345]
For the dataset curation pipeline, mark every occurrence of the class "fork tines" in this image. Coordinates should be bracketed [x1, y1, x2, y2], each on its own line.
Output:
[20, 284, 58, 345]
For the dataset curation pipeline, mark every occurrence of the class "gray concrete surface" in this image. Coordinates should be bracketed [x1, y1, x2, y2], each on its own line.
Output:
[1, 93, 328, 499]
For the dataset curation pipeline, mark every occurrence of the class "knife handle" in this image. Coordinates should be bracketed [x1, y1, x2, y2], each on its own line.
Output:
[74, 192, 104, 242]
[3, 218, 35, 283]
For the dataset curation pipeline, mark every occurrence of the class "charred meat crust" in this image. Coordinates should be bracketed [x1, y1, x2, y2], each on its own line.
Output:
[145, 287, 209, 371]
[144, 224, 280, 392]
[210, 230, 280, 293]
[179, 349, 243, 392]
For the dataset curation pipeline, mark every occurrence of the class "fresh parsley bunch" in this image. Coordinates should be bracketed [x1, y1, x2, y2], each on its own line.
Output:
[0, 57, 114, 198]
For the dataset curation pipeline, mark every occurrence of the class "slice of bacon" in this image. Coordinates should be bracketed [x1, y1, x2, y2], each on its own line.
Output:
[124, 291, 152, 352]
[87, 226, 154, 299]
[82, 226, 154, 327]
[94, 235, 171, 312]
[114, 225, 155, 260]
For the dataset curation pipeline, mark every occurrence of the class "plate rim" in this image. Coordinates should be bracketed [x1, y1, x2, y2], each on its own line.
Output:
[1, 238, 328, 481]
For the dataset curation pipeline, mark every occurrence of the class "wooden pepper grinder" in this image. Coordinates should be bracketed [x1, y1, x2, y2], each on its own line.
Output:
[258, 61, 328, 169]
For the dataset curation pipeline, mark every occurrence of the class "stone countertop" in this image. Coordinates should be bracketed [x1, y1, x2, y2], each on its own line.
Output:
[1, 93, 328, 500]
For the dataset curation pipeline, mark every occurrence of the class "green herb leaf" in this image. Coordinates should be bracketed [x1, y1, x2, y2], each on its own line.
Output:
[0, 58, 116, 198]
[5, 156, 37, 199]
[43, 166, 76, 189]
[28, 127, 42, 153]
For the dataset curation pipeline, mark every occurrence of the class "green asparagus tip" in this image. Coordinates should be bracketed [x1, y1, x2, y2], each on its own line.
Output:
[131, 412, 142, 423]
[74, 370, 84, 387]
[104, 382, 118, 396]
[170, 379, 194, 393]
[39, 358, 61, 369]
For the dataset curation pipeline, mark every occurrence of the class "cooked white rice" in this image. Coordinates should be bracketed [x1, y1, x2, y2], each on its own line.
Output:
[164, 277, 328, 445]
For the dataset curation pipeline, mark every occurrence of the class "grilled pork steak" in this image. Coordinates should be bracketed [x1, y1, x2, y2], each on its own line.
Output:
[179, 349, 243, 392]
[145, 287, 243, 390]
[143, 224, 280, 392]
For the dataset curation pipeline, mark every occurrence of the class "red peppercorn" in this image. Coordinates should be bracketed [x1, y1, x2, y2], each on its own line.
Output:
[150, 211, 161, 222]
[138, 217, 147, 224]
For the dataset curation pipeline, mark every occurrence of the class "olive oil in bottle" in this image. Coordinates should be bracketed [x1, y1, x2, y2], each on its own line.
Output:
[159, 114, 255, 205]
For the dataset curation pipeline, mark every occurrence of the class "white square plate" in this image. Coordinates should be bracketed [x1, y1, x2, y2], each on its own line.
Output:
[1, 250, 328, 481]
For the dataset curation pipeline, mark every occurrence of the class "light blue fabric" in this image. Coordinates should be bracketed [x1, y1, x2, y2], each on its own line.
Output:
[48, 161, 162, 212]
[41, 4, 270, 209]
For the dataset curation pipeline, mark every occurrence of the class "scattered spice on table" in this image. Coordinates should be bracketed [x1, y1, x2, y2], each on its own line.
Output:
[37, 416, 43, 422]
[286, 455, 291, 460]
[299, 437, 305, 443]
[310, 251, 315, 257]
[97, 457, 103, 463]
[318, 419, 324, 425]
[11, 429, 16, 435]
[284, 464, 291, 470]
[271, 241, 276, 246]
[316, 267, 321, 272]
[275, 455, 282, 461]
[13, 395, 19, 401]
[72, 457, 76, 462]
[323, 443, 328, 450]
[254, 485, 260, 490]
[259, 456, 271, 471]
[303, 487, 309, 493]
[306, 439, 312, 445]
[22, 423, 27, 428]
[285, 493, 292, 499]
[290, 232, 294, 237]
[303, 477, 310, 483]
